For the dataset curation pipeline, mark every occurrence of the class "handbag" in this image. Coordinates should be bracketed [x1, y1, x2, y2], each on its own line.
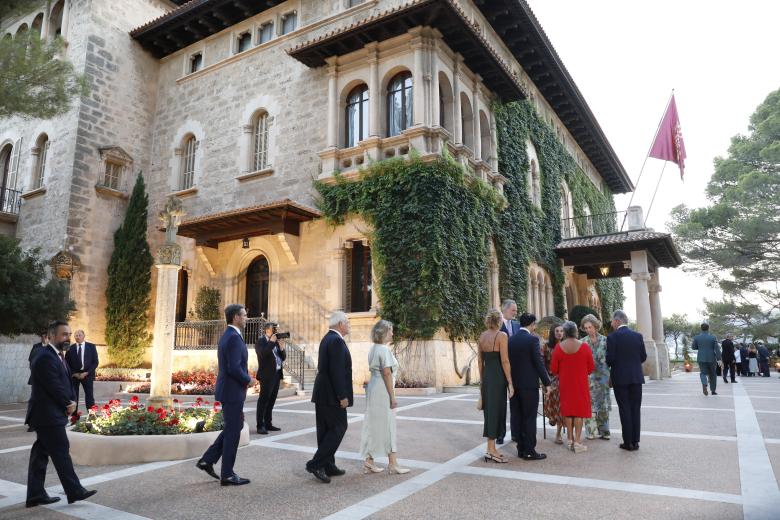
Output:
[476, 385, 483, 411]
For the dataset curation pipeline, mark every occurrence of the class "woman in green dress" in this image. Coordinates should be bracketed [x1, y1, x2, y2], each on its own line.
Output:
[478, 309, 514, 463]
[581, 314, 611, 440]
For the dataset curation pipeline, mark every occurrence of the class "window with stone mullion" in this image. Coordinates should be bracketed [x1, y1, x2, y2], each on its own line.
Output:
[345, 85, 369, 148]
[253, 113, 269, 171]
[104, 161, 122, 190]
[34, 139, 49, 189]
[181, 138, 197, 190]
[387, 72, 413, 137]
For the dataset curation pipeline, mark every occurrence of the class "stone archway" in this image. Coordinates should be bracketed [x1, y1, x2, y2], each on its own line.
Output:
[245, 255, 270, 319]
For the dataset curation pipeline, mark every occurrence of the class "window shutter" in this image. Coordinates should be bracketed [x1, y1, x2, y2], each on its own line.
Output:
[38, 140, 50, 188]
[9, 138, 22, 190]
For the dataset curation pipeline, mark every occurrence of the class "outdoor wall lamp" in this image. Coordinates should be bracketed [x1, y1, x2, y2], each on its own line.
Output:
[599, 265, 610, 277]
[242, 237, 250, 249]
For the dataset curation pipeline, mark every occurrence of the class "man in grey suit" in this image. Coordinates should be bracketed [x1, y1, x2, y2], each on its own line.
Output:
[691, 323, 722, 396]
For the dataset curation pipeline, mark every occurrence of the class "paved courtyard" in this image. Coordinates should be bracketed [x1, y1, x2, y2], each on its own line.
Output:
[0, 372, 779, 519]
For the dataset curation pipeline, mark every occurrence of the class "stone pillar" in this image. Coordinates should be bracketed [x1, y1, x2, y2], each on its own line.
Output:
[431, 47, 440, 128]
[546, 284, 555, 317]
[326, 58, 338, 148]
[61, 0, 70, 41]
[41, 1, 50, 40]
[149, 198, 185, 409]
[649, 271, 669, 378]
[331, 248, 346, 311]
[240, 124, 253, 174]
[452, 57, 462, 145]
[630, 250, 659, 379]
[367, 44, 380, 138]
[472, 78, 482, 160]
[533, 280, 541, 318]
[411, 39, 425, 127]
[526, 278, 533, 314]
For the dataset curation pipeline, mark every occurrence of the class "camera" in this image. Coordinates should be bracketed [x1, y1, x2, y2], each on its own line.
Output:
[270, 323, 290, 340]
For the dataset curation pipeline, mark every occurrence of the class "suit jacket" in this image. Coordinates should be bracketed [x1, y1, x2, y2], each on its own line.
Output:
[691, 333, 721, 363]
[311, 330, 353, 407]
[757, 345, 770, 361]
[27, 342, 47, 385]
[507, 329, 551, 391]
[26, 346, 75, 427]
[721, 339, 735, 363]
[255, 335, 287, 382]
[500, 319, 521, 338]
[214, 327, 251, 404]
[606, 326, 647, 386]
[65, 341, 99, 379]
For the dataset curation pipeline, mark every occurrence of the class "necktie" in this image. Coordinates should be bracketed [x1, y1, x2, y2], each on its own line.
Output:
[78, 344, 83, 369]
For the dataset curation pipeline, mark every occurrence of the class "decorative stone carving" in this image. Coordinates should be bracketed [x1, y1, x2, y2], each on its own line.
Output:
[159, 196, 185, 245]
[50, 251, 79, 280]
[157, 244, 182, 266]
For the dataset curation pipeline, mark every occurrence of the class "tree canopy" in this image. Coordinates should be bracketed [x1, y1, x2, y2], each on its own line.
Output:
[670, 87, 780, 315]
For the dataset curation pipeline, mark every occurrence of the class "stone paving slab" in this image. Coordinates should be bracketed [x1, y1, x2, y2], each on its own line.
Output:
[756, 414, 780, 439]
[638, 408, 737, 436]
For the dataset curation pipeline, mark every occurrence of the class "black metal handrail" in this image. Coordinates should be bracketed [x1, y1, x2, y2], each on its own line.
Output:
[174, 317, 306, 390]
[0, 187, 22, 215]
[561, 210, 625, 239]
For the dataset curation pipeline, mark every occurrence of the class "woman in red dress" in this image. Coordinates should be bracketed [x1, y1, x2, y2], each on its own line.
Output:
[551, 321, 595, 453]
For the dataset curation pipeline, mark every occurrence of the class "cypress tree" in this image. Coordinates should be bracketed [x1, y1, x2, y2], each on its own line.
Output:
[105, 173, 153, 367]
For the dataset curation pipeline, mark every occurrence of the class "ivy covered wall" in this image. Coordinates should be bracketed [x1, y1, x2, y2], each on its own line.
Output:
[315, 99, 624, 341]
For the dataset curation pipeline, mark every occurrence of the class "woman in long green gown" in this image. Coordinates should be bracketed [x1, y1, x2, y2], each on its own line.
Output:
[581, 314, 611, 440]
[478, 309, 515, 462]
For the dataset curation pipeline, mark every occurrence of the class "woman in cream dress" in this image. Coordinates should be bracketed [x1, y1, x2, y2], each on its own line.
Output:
[360, 320, 410, 475]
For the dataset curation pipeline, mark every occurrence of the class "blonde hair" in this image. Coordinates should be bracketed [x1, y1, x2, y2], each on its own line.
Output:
[580, 313, 602, 331]
[485, 309, 502, 330]
[371, 320, 393, 344]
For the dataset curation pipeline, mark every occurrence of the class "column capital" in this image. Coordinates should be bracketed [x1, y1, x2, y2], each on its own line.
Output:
[649, 283, 662, 293]
[630, 272, 651, 282]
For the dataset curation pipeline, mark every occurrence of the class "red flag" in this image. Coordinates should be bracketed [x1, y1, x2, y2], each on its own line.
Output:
[649, 94, 686, 179]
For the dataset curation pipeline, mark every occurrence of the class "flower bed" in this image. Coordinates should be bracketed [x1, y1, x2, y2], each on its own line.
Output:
[126, 370, 258, 395]
[66, 396, 250, 465]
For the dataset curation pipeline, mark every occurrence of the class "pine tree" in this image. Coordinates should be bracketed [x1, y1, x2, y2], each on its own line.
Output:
[105, 173, 153, 367]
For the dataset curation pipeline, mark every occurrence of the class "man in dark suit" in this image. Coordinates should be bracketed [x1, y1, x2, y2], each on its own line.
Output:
[606, 310, 647, 452]
[28, 331, 50, 385]
[255, 322, 286, 434]
[306, 311, 353, 483]
[739, 343, 750, 376]
[26, 320, 97, 508]
[757, 343, 771, 377]
[197, 304, 251, 486]
[721, 334, 737, 383]
[65, 330, 99, 418]
[692, 323, 722, 395]
[507, 313, 551, 460]
[496, 299, 520, 445]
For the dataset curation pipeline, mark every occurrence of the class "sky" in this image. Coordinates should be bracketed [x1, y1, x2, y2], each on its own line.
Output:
[525, 0, 780, 321]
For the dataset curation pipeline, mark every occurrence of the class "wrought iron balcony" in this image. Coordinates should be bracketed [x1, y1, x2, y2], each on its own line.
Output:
[0, 188, 22, 216]
[560, 210, 626, 239]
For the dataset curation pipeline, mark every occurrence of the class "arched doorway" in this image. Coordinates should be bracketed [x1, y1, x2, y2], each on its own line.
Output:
[245, 255, 269, 318]
[175, 269, 188, 322]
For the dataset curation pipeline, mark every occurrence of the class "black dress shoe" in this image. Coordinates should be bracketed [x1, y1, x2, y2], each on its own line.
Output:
[633, 443, 640, 450]
[68, 489, 97, 504]
[267, 425, 281, 431]
[306, 466, 331, 483]
[712, 391, 718, 395]
[196, 459, 219, 480]
[523, 451, 547, 460]
[496, 438, 504, 445]
[27, 426, 35, 432]
[257, 426, 268, 435]
[325, 465, 346, 476]
[221, 475, 250, 486]
[26, 495, 60, 508]
[619, 443, 636, 451]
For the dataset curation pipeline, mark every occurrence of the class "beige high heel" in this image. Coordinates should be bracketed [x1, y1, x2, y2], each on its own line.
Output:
[387, 464, 410, 474]
[363, 460, 384, 474]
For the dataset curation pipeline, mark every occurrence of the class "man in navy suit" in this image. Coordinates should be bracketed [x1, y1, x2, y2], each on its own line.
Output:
[496, 299, 520, 444]
[26, 320, 96, 508]
[65, 330, 99, 418]
[306, 311, 353, 483]
[606, 310, 647, 452]
[197, 304, 251, 486]
[508, 313, 552, 460]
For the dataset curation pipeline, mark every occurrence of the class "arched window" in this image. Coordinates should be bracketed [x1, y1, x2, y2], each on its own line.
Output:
[438, 72, 454, 135]
[252, 111, 269, 171]
[31, 14, 43, 36]
[32, 134, 49, 190]
[560, 181, 574, 238]
[460, 93, 474, 150]
[49, 1, 64, 38]
[345, 84, 369, 148]
[479, 110, 491, 162]
[1, 142, 21, 214]
[246, 256, 270, 319]
[180, 134, 197, 190]
[386, 71, 412, 137]
[16, 24, 28, 37]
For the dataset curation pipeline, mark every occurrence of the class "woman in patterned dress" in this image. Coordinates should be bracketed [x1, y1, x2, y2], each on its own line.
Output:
[543, 324, 565, 444]
[581, 314, 611, 440]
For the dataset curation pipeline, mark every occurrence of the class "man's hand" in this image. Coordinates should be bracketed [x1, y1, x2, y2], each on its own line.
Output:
[339, 398, 349, 409]
[269, 334, 277, 343]
[66, 401, 76, 415]
[390, 398, 398, 409]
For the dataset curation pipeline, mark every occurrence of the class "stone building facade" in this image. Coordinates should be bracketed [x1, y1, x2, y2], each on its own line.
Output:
[2, 0, 637, 387]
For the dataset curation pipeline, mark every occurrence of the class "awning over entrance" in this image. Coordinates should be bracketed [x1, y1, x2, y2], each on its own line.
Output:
[554, 230, 683, 280]
[177, 199, 320, 248]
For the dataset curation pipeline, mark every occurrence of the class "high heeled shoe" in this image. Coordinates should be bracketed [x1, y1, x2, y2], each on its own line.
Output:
[483, 453, 508, 463]
[387, 464, 410, 474]
[573, 443, 588, 453]
[363, 461, 385, 474]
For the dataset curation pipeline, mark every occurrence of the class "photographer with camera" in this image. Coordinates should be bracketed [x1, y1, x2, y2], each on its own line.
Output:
[254, 322, 287, 434]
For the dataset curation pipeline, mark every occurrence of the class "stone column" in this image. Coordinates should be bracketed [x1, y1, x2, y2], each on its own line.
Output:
[630, 250, 659, 379]
[61, 0, 70, 41]
[367, 44, 380, 138]
[331, 248, 346, 311]
[546, 284, 555, 317]
[452, 56, 463, 145]
[533, 280, 541, 318]
[649, 271, 669, 378]
[240, 124, 253, 174]
[41, 0, 50, 40]
[526, 278, 533, 314]
[411, 39, 425, 127]
[431, 47, 440, 128]
[149, 198, 185, 409]
[472, 78, 482, 160]
[326, 58, 338, 148]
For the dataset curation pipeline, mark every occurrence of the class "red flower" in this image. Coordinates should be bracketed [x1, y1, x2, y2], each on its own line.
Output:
[213, 401, 221, 407]
[89, 405, 98, 412]
[130, 395, 139, 403]
[173, 398, 179, 404]
[102, 404, 110, 411]
[77, 411, 83, 416]
[70, 415, 78, 425]
[130, 404, 139, 410]
[147, 406, 154, 412]
[169, 418, 179, 425]
[138, 416, 145, 422]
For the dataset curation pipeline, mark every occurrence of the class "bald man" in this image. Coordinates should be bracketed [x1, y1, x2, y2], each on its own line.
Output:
[65, 330, 99, 419]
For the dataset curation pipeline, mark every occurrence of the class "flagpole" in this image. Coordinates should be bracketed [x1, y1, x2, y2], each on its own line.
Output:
[643, 160, 668, 228]
[619, 89, 675, 231]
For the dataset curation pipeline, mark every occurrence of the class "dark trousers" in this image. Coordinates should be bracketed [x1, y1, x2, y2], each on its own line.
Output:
[741, 360, 750, 376]
[71, 377, 95, 415]
[698, 362, 717, 392]
[759, 359, 770, 377]
[613, 384, 642, 446]
[256, 370, 281, 428]
[307, 404, 347, 471]
[201, 401, 244, 479]
[511, 389, 539, 455]
[27, 425, 83, 500]
[722, 361, 737, 382]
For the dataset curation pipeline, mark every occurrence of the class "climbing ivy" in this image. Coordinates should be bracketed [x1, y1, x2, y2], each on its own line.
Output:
[315, 99, 624, 340]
